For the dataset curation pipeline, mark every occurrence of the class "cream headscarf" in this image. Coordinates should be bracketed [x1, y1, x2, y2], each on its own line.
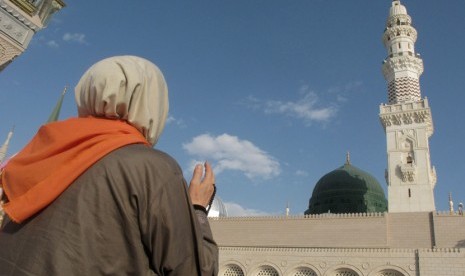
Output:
[75, 56, 169, 145]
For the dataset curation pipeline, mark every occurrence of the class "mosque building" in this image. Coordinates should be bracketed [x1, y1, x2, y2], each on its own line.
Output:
[208, 1, 465, 275]
[0, 0, 464, 275]
[0, 0, 65, 71]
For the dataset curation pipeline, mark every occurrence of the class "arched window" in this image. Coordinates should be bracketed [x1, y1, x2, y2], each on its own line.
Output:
[407, 155, 413, 164]
[254, 266, 279, 276]
[335, 269, 359, 276]
[292, 267, 317, 276]
[376, 269, 405, 276]
[222, 264, 245, 276]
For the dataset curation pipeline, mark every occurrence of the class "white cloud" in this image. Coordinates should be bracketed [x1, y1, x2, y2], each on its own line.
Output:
[166, 115, 176, 124]
[166, 115, 185, 127]
[245, 82, 363, 126]
[242, 95, 261, 110]
[295, 170, 309, 177]
[46, 40, 59, 48]
[183, 133, 280, 179]
[245, 86, 338, 125]
[263, 90, 337, 124]
[224, 201, 272, 217]
[327, 81, 363, 95]
[62, 33, 88, 44]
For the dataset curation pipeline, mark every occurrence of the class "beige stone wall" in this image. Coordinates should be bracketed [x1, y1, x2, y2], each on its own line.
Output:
[211, 212, 465, 275]
[417, 248, 465, 276]
[219, 247, 416, 276]
[218, 247, 465, 276]
[211, 212, 465, 250]
[210, 213, 388, 248]
[432, 212, 465, 248]
[387, 212, 434, 248]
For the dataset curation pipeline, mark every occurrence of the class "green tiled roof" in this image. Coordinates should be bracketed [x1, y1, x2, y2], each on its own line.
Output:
[305, 163, 388, 215]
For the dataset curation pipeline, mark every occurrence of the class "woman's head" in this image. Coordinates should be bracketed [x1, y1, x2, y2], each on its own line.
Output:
[75, 55, 169, 145]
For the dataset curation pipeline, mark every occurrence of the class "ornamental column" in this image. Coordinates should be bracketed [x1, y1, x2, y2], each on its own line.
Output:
[379, 0, 436, 212]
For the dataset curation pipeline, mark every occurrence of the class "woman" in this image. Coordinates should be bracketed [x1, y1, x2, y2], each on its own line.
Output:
[0, 56, 218, 275]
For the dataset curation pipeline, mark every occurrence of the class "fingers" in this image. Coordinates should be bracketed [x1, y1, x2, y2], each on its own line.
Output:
[203, 161, 215, 185]
[188, 161, 216, 207]
[191, 164, 203, 185]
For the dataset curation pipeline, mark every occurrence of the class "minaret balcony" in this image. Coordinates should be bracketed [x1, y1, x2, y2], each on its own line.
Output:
[382, 54, 424, 78]
[385, 51, 419, 60]
[382, 25, 417, 45]
[379, 98, 434, 134]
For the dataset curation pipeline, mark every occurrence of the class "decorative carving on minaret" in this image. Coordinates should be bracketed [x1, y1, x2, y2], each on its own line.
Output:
[400, 129, 414, 137]
[0, 10, 32, 45]
[0, 36, 21, 69]
[397, 134, 417, 183]
[381, 0, 424, 105]
[383, 26, 417, 44]
[0, 0, 65, 71]
[380, 109, 432, 127]
[379, 99, 433, 135]
[382, 57, 423, 77]
[0, 2, 38, 30]
[399, 164, 415, 182]
[399, 151, 416, 182]
[380, 0, 436, 212]
[431, 166, 437, 188]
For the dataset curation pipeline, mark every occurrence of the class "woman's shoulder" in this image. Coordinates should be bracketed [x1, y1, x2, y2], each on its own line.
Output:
[109, 144, 181, 172]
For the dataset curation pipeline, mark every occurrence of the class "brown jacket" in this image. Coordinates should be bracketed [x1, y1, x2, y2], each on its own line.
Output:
[0, 144, 218, 275]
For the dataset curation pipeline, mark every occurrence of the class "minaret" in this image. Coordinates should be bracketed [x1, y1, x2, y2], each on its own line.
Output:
[47, 86, 67, 123]
[0, 126, 14, 164]
[449, 192, 454, 214]
[379, 0, 436, 212]
[0, 0, 66, 71]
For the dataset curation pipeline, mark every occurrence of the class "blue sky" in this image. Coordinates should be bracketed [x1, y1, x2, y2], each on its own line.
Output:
[1, 0, 464, 215]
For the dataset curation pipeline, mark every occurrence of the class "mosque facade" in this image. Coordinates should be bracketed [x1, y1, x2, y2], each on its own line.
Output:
[0, 0, 464, 275]
[209, 1, 465, 275]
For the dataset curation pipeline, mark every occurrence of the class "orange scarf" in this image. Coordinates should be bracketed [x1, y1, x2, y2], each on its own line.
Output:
[1, 117, 150, 223]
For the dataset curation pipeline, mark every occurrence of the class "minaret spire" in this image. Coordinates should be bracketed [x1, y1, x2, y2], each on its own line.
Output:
[0, 126, 14, 164]
[47, 86, 67, 123]
[382, 0, 423, 104]
[449, 192, 454, 214]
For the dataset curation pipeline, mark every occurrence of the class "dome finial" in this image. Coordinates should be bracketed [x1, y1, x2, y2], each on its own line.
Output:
[346, 151, 351, 165]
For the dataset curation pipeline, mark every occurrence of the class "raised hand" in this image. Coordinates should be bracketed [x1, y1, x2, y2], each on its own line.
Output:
[188, 161, 216, 208]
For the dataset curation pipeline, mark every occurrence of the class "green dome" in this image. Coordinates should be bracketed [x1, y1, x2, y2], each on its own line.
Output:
[305, 161, 387, 215]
